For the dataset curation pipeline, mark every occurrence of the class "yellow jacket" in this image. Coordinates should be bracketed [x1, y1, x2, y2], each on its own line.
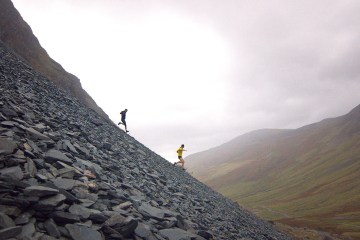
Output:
[177, 147, 184, 157]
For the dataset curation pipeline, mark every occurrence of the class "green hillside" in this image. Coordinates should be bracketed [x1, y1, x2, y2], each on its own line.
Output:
[186, 105, 360, 239]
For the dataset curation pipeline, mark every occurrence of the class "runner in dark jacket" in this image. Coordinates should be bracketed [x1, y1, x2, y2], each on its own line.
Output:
[118, 109, 129, 133]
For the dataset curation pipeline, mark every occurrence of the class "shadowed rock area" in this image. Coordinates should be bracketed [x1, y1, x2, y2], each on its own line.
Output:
[0, 42, 292, 239]
[0, 0, 109, 120]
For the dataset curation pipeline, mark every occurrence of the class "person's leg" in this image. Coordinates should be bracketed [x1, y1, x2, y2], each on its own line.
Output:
[180, 157, 185, 168]
[122, 119, 128, 132]
[174, 156, 181, 165]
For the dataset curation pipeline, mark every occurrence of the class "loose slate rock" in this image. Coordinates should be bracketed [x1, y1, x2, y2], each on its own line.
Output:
[0, 166, 23, 181]
[0, 205, 21, 217]
[52, 211, 80, 224]
[159, 228, 205, 240]
[0, 138, 17, 155]
[0, 213, 15, 229]
[138, 203, 179, 221]
[135, 222, 153, 239]
[17, 222, 36, 239]
[53, 178, 75, 190]
[197, 230, 213, 239]
[89, 213, 108, 224]
[0, 226, 23, 239]
[68, 204, 91, 220]
[65, 224, 102, 240]
[24, 186, 59, 197]
[14, 211, 34, 225]
[36, 194, 66, 210]
[45, 150, 72, 164]
[44, 218, 61, 238]
[112, 217, 138, 237]
[26, 127, 50, 140]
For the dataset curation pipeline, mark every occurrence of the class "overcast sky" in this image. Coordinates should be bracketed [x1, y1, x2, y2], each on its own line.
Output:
[12, 0, 360, 161]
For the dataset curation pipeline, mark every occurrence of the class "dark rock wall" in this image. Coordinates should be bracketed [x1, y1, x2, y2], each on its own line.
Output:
[0, 0, 109, 121]
[0, 42, 292, 239]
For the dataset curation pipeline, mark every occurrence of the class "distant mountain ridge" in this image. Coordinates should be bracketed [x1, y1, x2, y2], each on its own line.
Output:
[186, 104, 360, 239]
[0, 0, 109, 120]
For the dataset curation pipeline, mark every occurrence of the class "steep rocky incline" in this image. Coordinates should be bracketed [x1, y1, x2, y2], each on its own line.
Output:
[0, 42, 291, 240]
[0, 0, 109, 120]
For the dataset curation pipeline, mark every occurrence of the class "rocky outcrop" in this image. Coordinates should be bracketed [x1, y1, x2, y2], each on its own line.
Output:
[0, 0, 109, 121]
[0, 42, 292, 239]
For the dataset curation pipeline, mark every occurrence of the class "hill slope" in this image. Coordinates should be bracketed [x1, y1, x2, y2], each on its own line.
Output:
[0, 0, 109, 120]
[0, 41, 292, 239]
[186, 107, 360, 239]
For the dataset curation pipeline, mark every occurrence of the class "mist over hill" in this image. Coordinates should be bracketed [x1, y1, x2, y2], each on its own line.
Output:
[186, 105, 360, 239]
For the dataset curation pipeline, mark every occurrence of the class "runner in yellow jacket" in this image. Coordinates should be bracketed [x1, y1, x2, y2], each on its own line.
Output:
[174, 144, 187, 168]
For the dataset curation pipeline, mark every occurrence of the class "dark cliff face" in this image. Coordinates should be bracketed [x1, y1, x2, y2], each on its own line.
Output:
[0, 0, 109, 121]
[0, 42, 291, 239]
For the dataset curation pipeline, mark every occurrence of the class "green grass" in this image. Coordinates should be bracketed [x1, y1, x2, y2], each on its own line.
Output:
[206, 135, 360, 239]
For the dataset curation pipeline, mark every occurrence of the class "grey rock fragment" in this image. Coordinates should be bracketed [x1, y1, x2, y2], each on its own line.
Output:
[0, 138, 17, 155]
[197, 230, 213, 239]
[63, 140, 78, 154]
[135, 222, 154, 239]
[0, 213, 15, 229]
[44, 218, 61, 238]
[18, 222, 36, 239]
[114, 217, 138, 237]
[112, 201, 132, 211]
[14, 211, 34, 225]
[25, 127, 50, 140]
[1, 121, 17, 127]
[68, 204, 91, 220]
[0, 205, 21, 217]
[89, 213, 108, 224]
[159, 228, 205, 240]
[65, 224, 102, 240]
[24, 159, 37, 177]
[0, 166, 23, 180]
[24, 186, 59, 197]
[53, 178, 75, 190]
[33, 123, 47, 132]
[138, 203, 179, 221]
[52, 211, 80, 224]
[45, 150, 72, 164]
[0, 226, 22, 239]
[35, 194, 66, 210]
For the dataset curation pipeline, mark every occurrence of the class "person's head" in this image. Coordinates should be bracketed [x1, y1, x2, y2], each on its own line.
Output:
[125, 109, 128, 112]
[181, 144, 184, 148]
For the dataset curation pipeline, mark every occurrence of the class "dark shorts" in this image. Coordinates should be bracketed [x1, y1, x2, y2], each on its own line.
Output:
[178, 156, 182, 160]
